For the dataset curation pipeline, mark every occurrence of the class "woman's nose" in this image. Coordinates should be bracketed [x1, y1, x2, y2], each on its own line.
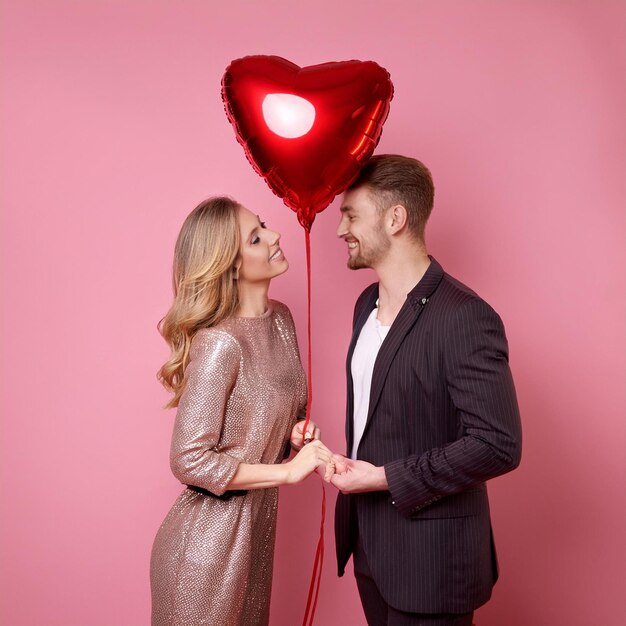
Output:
[268, 229, 280, 245]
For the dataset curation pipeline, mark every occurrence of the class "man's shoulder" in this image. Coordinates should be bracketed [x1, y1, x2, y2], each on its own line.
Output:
[437, 271, 502, 325]
[352, 273, 484, 313]
[351, 266, 499, 320]
[439, 271, 479, 302]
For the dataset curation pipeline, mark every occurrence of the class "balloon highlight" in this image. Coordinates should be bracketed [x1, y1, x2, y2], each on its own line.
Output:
[262, 93, 316, 139]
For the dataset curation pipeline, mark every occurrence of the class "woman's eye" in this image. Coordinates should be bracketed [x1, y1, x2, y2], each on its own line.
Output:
[251, 236, 260, 245]
[260, 221, 267, 229]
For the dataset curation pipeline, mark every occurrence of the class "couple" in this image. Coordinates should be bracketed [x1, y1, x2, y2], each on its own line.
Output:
[150, 155, 522, 626]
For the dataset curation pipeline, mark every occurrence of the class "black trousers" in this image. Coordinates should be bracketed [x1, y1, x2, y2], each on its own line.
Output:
[353, 539, 474, 626]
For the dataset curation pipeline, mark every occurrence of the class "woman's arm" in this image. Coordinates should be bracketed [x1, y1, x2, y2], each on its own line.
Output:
[169, 331, 243, 496]
[171, 329, 334, 493]
[227, 440, 333, 489]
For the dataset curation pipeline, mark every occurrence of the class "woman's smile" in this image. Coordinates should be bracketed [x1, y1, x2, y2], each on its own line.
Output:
[269, 247, 284, 262]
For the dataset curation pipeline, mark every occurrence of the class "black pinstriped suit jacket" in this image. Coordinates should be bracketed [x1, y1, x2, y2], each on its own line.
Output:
[334, 257, 522, 614]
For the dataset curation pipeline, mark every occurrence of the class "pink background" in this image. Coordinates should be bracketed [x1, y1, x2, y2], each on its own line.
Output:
[1, 1, 625, 625]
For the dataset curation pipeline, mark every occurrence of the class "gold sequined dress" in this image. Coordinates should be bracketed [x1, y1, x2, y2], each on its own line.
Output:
[150, 301, 307, 626]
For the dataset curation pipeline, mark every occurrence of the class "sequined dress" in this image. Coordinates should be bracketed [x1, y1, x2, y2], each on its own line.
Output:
[150, 301, 307, 626]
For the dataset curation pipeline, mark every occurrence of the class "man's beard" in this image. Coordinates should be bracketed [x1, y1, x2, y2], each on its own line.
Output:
[347, 229, 391, 270]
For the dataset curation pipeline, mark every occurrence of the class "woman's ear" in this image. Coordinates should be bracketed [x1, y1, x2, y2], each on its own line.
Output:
[233, 258, 242, 280]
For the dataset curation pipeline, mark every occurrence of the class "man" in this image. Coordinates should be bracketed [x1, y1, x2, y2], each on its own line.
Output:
[331, 154, 522, 626]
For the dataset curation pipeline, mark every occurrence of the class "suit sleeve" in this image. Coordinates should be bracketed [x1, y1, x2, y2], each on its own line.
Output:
[169, 330, 242, 496]
[384, 298, 522, 517]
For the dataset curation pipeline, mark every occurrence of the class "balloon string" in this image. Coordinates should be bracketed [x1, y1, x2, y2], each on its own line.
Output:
[301, 227, 325, 626]
[302, 227, 313, 439]
[302, 483, 325, 626]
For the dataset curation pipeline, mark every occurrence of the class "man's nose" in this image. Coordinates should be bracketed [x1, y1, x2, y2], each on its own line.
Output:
[336, 218, 347, 238]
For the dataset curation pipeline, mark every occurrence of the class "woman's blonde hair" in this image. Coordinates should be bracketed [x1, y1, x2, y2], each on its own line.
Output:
[158, 196, 241, 408]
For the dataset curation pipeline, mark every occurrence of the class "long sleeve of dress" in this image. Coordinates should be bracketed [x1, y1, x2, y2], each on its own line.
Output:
[169, 329, 242, 496]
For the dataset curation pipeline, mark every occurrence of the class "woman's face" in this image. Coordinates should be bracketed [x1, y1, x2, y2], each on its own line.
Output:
[236, 205, 288, 284]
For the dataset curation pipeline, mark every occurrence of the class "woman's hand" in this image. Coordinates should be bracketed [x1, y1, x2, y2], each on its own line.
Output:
[285, 440, 333, 484]
[290, 419, 321, 451]
[321, 455, 336, 483]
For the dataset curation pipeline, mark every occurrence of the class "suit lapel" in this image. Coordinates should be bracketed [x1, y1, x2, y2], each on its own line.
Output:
[347, 287, 379, 362]
[345, 285, 379, 454]
[357, 257, 445, 456]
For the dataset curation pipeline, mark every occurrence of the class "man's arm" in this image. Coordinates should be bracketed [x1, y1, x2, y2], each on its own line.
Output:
[385, 298, 522, 515]
[332, 298, 522, 517]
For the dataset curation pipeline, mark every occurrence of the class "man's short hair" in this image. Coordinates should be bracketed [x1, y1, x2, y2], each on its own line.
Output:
[349, 154, 434, 240]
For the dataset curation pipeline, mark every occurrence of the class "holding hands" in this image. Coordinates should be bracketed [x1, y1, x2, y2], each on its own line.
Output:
[288, 421, 387, 492]
[287, 440, 335, 484]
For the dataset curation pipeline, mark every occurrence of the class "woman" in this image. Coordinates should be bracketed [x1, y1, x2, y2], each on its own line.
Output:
[150, 196, 332, 626]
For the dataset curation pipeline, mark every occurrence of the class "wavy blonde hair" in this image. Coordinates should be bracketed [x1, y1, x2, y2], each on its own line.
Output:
[158, 196, 241, 408]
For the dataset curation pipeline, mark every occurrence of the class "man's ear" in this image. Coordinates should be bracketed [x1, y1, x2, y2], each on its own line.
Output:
[388, 204, 409, 235]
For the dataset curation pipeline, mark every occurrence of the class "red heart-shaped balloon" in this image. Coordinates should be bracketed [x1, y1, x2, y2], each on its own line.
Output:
[222, 56, 393, 230]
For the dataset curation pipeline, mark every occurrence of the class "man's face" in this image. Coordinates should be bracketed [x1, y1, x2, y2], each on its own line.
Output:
[337, 186, 391, 270]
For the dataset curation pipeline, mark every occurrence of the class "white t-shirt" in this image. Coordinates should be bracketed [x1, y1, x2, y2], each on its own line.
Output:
[350, 301, 390, 459]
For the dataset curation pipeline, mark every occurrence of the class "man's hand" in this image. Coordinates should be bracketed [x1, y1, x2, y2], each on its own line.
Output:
[329, 454, 389, 493]
[290, 419, 321, 452]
